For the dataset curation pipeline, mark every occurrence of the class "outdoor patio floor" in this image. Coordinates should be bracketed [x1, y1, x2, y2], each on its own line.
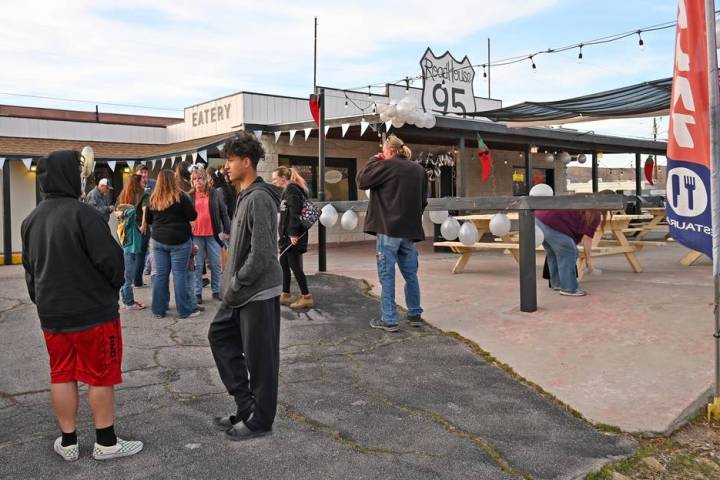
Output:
[304, 238, 714, 434]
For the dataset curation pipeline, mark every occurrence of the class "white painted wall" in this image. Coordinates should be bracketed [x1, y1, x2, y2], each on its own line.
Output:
[9, 160, 37, 253]
[0, 117, 167, 144]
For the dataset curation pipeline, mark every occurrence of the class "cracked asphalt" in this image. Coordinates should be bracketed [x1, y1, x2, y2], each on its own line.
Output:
[0, 265, 636, 479]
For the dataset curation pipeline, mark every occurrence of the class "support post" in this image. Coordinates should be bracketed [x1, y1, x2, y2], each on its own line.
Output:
[318, 88, 327, 272]
[524, 145, 532, 195]
[3, 159, 12, 265]
[518, 208, 537, 312]
[635, 152, 642, 213]
[592, 152, 599, 193]
[457, 137, 466, 198]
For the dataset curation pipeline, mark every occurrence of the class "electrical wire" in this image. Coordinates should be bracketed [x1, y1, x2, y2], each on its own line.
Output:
[0, 92, 184, 112]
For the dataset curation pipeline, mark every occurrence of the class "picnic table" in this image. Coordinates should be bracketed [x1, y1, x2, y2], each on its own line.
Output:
[623, 207, 669, 240]
[435, 213, 666, 276]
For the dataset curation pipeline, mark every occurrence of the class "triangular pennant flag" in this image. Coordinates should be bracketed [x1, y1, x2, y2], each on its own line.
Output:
[253, 130, 263, 140]
[304, 128, 312, 141]
[341, 123, 350, 138]
[152, 159, 158, 169]
[107, 161, 116, 172]
[360, 121, 369, 136]
[161, 157, 168, 168]
[385, 120, 392, 132]
[289, 130, 297, 144]
[198, 150, 207, 162]
[127, 160, 136, 170]
[192, 152, 198, 163]
[0, 158, 5, 171]
[274, 131, 282, 143]
[217, 142, 225, 152]
[324, 126, 330, 137]
[22, 158, 33, 171]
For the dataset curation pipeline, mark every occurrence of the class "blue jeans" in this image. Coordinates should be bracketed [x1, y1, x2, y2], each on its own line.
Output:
[133, 232, 150, 286]
[376, 234, 423, 325]
[120, 251, 137, 306]
[194, 236, 221, 295]
[536, 219, 579, 293]
[151, 239, 192, 317]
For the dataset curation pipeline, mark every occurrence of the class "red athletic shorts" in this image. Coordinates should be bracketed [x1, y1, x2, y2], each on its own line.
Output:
[43, 319, 123, 386]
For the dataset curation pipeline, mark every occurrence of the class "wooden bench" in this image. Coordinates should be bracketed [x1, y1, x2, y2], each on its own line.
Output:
[434, 241, 542, 274]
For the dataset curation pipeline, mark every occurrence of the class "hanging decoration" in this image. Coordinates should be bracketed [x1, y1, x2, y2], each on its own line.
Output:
[308, 94, 320, 127]
[106, 161, 116, 172]
[304, 128, 313, 141]
[378, 95, 436, 128]
[289, 130, 297, 144]
[127, 160, 136, 170]
[644, 155, 655, 185]
[324, 126, 331, 137]
[191, 152, 198, 163]
[274, 132, 282, 143]
[22, 158, 33, 171]
[198, 150, 208, 162]
[476, 134, 492, 182]
[217, 142, 225, 152]
[253, 130, 263, 140]
[0, 158, 5, 170]
[360, 120, 370, 136]
[341, 123, 350, 137]
[385, 120, 392, 132]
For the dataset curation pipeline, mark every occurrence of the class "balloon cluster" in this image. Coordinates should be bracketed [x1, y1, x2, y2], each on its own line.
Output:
[431, 210, 544, 248]
[318, 204, 360, 231]
[377, 96, 436, 129]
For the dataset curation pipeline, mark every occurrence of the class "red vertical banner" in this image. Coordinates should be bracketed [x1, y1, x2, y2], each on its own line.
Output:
[666, 0, 713, 257]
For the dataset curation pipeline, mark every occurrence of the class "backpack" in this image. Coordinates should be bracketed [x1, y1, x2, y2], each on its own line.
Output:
[299, 199, 321, 230]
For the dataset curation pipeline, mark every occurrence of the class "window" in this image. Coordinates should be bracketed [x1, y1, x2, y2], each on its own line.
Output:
[512, 168, 554, 195]
[278, 156, 357, 201]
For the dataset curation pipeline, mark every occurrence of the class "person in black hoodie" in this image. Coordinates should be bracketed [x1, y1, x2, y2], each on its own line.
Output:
[356, 135, 428, 332]
[271, 166, 313, 309]
[21, 150, 143, 462]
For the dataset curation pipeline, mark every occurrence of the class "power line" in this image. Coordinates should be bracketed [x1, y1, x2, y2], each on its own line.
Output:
[0, 92, 184, 112]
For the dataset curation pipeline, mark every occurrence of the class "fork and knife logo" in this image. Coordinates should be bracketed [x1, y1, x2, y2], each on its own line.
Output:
[667, 168, 706, 217]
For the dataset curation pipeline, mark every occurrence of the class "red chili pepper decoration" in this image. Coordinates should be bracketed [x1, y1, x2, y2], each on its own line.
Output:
[308, 94, 320, 127]
[477, 134, 492, 182]
[644, 157, 654, 185]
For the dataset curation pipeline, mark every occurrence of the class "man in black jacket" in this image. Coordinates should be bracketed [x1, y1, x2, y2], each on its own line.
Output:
[357, 135, 428, 332]
[21, 150, 143, 461]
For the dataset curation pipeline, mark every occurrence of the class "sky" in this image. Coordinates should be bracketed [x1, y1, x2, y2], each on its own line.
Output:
[0, 0, 681, 167]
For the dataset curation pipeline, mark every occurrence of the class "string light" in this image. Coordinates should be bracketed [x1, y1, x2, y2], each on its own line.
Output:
[530, 56, 536, 70]
[405, 77, 410, 93]
[344, 99, 348, 108]
[367, 86, 371, 98]
[577, 44, 583, 64]
[637, 30, 644, 50]
[482, 65, 487, 79]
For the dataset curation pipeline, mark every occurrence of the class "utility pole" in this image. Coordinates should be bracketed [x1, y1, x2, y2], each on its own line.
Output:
[653, 117, 659, 182]
[313, 17, 318, 91]
[487, 38, 491, 98]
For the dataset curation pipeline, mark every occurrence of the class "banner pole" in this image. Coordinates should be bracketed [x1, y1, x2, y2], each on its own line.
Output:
[704, 0, 720, 419]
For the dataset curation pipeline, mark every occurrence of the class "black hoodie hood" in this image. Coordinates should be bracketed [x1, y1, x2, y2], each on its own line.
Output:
[239, 176, 281, 207]
[38, 150, 82, 199]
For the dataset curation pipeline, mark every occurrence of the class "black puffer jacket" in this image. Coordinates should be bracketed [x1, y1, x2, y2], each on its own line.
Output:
[21, 150, 124, 333]
[278, 183, 309, 254]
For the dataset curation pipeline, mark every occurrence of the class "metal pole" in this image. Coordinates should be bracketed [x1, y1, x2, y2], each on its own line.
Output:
[3, 159, 12, 265]
[704, 0, 720, 400]
[318, 88, 327, 272]
[635, 152, 642, 213]
[457, 137, 466, 197]
[591, 152, 599, 193]
[524, 145, 532, 194]
[487, 38, 491, 98]
[519, 208, 537, 312]
[313, 17, 318, 91]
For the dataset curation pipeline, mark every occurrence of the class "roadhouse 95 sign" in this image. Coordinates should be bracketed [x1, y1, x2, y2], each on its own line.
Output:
[420, 48, 476, 115]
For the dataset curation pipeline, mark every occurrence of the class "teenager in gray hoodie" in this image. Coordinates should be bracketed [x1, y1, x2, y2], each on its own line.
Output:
[208, 131, 283, 440]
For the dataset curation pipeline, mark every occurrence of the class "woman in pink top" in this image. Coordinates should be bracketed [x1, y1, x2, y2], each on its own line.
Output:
[189, 167, 230, 303]
[535, 210, 605, 296]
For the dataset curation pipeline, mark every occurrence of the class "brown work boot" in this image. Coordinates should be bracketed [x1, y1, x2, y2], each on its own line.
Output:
[280, 292, 294, 306]
[290, 294, 314, 309]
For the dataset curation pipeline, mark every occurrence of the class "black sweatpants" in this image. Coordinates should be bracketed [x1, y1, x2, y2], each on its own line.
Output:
[208, 297, 281, 431]
[280, 248, 308, 295]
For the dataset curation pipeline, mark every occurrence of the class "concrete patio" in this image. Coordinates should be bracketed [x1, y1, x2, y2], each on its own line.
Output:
[304, 238, 715, 435]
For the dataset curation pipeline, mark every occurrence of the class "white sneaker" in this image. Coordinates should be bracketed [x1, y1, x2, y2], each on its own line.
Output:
[93, 438, 143, 460]
[53, 437, 79, 462]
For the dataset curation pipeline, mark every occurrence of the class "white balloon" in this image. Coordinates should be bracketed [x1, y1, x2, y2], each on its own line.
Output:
[396, 99, 413, 118]
[440, 217, 460, 241]
[426, 113, 436, 128]
[391, 117, 405, 128]
[340, 209, 358, 230]
[458, 221, 479, 246]
[489, 213, 511, 237]
[429, 210, 449, 224]
[406, 110, 420, 126]
[376, 103, 388, 114]
[386, 104, 397, 118]
[535, 225, 545, 247]
[379, 111, 389, 123]
[577, 153, 587, 164]
[544, 153, 555, 163]
[558, 151, 571, 164]
[319, 204, 338, 227]
[529, 183, 554, 196]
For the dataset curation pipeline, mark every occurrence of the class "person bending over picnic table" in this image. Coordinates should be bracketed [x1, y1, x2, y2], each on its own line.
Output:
[535, 209, 606, 297]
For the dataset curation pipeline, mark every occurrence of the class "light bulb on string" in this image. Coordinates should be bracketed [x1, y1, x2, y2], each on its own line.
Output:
[482, 65, 487, 81]
[344, 99, 348, 109]
[529, 56, 536, 70]
[577, 44, 583, 64]
[405, 77, 410, 93]
[637, 31, 644, 50]
[372, 103, 377, 114]
[367, 86, 372, 98]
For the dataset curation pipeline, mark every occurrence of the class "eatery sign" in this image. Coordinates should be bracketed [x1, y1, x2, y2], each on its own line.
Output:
[665, 0, 713, 257]
[419, 48, 476, 116]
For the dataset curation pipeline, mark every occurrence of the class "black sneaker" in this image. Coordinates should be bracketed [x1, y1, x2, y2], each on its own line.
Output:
[225, 422, 272, 441]
[407, 315, 423, 327]
[369, 318, 399, 332]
